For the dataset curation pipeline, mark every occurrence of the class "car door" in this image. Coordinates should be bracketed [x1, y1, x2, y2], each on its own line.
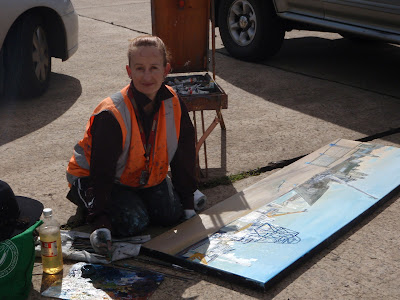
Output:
[323, 0, 400, 34]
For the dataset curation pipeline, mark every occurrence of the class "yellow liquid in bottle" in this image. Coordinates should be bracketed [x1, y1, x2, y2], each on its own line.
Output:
[40, 226, 63, 274]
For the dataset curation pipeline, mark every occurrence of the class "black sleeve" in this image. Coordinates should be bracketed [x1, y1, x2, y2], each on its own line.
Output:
[87, 111, 122, 231]
[170, 98, 197, 209]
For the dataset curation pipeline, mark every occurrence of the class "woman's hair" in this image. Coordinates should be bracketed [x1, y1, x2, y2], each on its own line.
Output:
[127, 35, 171, 66]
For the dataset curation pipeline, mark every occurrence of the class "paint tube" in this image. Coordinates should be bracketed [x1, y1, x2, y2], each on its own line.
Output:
[167, 76, 214, 95]
[194, 89, 209, 94]
[174, 77, 198, 84]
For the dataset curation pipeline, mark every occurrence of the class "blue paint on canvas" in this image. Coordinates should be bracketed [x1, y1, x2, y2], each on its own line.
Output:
[178, 143, 400, 286]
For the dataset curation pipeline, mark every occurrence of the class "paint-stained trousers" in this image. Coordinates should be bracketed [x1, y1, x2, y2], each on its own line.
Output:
[67, 177, 183, 237]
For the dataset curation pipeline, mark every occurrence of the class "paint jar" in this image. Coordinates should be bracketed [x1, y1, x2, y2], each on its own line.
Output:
[38, 208, 63, 274]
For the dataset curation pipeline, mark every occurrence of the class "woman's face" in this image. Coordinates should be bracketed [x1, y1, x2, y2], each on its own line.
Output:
[126, 46, 170, 101]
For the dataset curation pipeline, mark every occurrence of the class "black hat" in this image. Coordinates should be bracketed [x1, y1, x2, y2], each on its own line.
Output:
[0, 180, 43, 241]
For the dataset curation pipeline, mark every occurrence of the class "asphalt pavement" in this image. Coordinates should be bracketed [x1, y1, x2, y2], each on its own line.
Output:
[0, 0, 399, 299]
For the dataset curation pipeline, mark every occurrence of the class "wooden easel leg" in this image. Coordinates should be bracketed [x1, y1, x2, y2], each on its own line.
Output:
[192, 111, 200, 180]
[193, 111, 207, 180]
[193, 109, 225, 180]
[216, 108, 226, 130]
[201, 111, 208, 178]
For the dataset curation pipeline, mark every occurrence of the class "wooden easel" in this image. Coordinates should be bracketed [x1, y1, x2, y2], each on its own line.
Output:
[151, 0, 228, 180]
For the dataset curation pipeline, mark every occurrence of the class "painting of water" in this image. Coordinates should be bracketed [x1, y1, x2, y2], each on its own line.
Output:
[144, 140, 400, 288]
[177, 141, 400, 287]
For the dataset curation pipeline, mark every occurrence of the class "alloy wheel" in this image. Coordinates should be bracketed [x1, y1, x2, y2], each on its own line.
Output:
[32, 26, 49, 83]
[228, 0, 257, 46]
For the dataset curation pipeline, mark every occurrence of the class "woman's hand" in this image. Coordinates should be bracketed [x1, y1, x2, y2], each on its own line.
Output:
[184, 209, 196, 220]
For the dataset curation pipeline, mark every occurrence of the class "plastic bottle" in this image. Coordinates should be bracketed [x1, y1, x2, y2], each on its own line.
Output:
[38, 208, 63, 274]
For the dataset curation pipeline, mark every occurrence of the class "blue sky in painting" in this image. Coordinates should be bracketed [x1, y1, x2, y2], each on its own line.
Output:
[344, 146, 400, 198]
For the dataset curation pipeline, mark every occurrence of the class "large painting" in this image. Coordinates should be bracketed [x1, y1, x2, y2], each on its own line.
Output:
[143, 139, 400, 288]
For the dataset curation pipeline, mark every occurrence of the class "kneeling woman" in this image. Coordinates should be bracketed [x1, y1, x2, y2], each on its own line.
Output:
[66, 35, 197, 237]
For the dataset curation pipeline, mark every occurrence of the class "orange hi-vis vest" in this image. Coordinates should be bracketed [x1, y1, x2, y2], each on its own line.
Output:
[66, 84, 181, 188]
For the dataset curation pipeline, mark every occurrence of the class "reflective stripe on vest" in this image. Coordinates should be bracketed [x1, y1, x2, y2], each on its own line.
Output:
[66, 144, 90, 185]
[110, 91, 132, 179]
[73, 143, 90, 170]
[164, 98, 178, 164]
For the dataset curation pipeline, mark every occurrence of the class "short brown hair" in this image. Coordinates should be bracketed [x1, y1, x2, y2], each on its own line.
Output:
[127, 35, 170, 66]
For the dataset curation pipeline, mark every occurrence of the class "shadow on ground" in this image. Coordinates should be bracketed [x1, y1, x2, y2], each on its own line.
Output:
[216, 36, 400, 141]
[0, 73, 81, 146]
[219, 36, 400, 98]
[268, 36, 400, 98]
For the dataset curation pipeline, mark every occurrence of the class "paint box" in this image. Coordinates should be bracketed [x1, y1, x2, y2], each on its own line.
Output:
[151, 0, 228, 113]
[164, 73, 227, 112]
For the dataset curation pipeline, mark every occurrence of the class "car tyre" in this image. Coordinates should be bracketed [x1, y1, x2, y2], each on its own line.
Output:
[5, 14, 51, 98]
[218, 0, 285, 61]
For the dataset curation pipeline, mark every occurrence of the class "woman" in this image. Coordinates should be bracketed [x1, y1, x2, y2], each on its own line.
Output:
[66, 35, 197, 237]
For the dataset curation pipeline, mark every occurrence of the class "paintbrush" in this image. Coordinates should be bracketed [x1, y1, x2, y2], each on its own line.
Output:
[132, 257, 194, 274]
[112, 263, 192, 282]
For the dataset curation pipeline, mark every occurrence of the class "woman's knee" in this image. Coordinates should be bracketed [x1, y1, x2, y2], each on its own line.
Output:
[151, 190, 183, 226]
[111, 206, 149, 236]
[109, 186, 150, 236]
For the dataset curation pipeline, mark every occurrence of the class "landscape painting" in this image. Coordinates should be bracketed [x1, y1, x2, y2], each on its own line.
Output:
[145, 140, 400, 288]
[144, 139, 400, 287]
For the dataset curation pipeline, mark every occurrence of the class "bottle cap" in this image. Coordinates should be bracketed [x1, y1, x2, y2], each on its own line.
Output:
[43, 208, 53, 217]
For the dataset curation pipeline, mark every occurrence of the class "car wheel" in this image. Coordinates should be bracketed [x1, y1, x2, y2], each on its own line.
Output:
[218, 0, 285, 61]
[5, 14, 51, 98]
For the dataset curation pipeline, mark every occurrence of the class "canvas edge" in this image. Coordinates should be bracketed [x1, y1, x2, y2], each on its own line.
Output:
[141, 184, 400, 291]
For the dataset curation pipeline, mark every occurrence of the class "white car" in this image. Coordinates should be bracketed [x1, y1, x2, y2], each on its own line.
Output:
[0, 0, 78, 97]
